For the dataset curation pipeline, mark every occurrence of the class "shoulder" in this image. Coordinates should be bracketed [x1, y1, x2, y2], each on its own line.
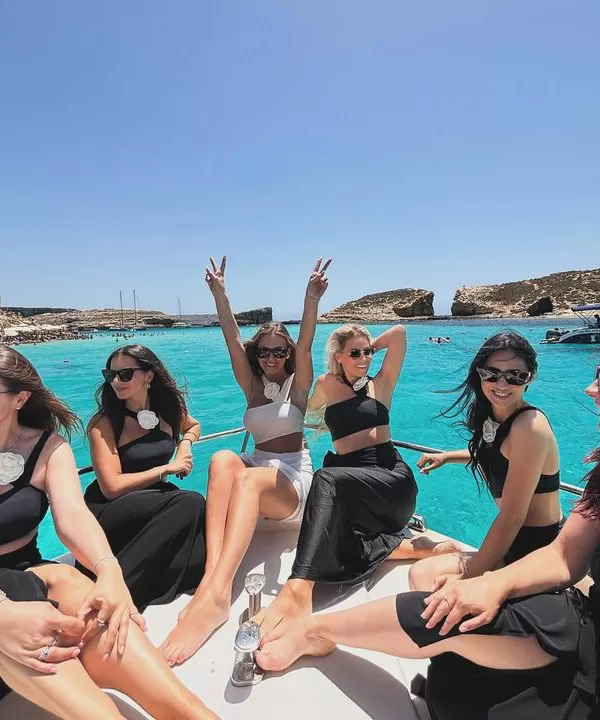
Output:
[87, 413, 116, 442]
[511, 408, 553, 440]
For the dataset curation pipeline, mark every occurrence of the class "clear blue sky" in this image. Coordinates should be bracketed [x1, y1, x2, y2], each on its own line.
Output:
[1, 1, 598, 318]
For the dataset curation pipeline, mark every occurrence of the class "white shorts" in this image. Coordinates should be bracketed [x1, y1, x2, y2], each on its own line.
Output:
[239, 448, 314, 530]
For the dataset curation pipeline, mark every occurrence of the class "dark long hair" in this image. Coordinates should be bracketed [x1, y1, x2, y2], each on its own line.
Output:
[0, 345, 81, 440]
[90, 345, 188, 441]
[243, 322, 296, 377]
[576, 448, 600, 520]
[441, 331, 538, 488]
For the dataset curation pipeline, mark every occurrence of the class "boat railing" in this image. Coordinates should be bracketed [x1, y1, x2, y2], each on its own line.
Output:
[77, 424, 584, 497]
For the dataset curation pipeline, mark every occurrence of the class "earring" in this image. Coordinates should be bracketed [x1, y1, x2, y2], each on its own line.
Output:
[147, 383, 151, 390]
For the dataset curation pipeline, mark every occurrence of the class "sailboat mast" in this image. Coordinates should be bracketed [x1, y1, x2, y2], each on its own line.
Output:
[178, 297, 183, 319]
[119, 290, 124, 328]
[133, 289, 137, 329]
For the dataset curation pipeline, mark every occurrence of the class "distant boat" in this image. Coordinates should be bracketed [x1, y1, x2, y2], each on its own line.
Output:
[173, 297, 192, 328]
[541, 303, 600, 344]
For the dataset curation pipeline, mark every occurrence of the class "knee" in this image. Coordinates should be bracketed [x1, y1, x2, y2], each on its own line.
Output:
[38, 562, 85, 590]
[232, 467, 258, 493]
[208, 449, 240, 481]
[408, 559, 436, 592]
[172, 490, 206, 521]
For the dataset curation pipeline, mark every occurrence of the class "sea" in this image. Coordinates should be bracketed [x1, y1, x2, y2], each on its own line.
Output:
[15, 318, 600, 559]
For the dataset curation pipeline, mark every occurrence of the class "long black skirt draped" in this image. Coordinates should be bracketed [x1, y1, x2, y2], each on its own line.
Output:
[81, 481, 206, 612]
[291, 442, 417, 584]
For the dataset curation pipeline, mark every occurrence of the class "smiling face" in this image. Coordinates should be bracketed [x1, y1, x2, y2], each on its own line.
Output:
[255, 332, 291, 379]
[479, 349, 532, 413]
[336, 333, 373, 381]
[106, 353, 154, 403]
[0, 379, 29, 429]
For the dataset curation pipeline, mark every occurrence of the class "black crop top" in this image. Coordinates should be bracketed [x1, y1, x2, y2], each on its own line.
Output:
[84, 410, 176, 504]
[0, 431, 51, 545]
[478, 406, 560, 499]
[324, 379, 390, 442]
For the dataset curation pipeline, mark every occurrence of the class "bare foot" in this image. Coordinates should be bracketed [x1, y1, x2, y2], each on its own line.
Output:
[179, 569, 217, 623]
[253, 580, 313, 637]
[256, 617, 335, 672]
[160, 591, 230, 666]
[388, 537, 465, 561]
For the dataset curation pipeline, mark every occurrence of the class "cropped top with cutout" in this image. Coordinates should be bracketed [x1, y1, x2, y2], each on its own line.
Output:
[324, 378, 390, 442]
[243, 374, 305, 445]
[477, 405, 560, 499]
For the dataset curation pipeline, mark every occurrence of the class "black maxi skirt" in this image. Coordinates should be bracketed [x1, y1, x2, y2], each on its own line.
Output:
[290, 441, 418, 584]
[81, 480, 207, 612]
[0, 539, 57, 701]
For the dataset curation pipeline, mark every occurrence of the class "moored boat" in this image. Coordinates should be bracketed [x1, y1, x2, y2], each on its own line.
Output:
[542, 303, 600, 344]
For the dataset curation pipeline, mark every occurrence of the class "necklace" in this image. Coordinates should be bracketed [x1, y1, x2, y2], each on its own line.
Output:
[0, 427, 26, 485]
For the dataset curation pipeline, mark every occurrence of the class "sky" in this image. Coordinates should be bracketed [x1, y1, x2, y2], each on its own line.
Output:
[1, 1, 598, 318]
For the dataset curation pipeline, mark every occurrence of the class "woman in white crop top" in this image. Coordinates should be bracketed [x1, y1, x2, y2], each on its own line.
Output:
[160, 256, 329, 667]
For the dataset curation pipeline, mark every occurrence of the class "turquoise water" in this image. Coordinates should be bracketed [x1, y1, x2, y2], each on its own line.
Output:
[16, 319, 600, 558]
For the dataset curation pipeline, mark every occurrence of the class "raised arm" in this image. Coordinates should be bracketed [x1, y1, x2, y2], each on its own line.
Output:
[205, 256, 253, 397]
[294, 258, 331, 398]
[462, 412, 551, 578]
[372, 324, 407, 389]
[307, 374, 328, 413]
[89, 416, 186, 499]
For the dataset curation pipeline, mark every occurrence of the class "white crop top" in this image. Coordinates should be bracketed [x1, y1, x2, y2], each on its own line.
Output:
[243, 374, 305, 445]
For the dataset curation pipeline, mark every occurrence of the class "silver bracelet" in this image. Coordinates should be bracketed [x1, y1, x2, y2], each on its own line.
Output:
[92, 555, 118, 573]
[306, 295, 319, 301]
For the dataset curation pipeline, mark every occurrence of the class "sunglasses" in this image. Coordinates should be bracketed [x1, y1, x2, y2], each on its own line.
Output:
[102, 368, 145, 383]
[256, 346, 289, 359]
[595, 365, 600, 384]
[344, 348, 374, 359]
[476, 366, 532, 386]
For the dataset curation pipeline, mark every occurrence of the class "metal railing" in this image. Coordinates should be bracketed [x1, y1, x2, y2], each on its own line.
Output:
[77, 425, 584, 497]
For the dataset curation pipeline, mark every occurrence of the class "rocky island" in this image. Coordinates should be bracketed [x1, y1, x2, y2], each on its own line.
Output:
[0, 309, 82, 344]
[452, 267, 600, 317]
[319, 289, 434, 323]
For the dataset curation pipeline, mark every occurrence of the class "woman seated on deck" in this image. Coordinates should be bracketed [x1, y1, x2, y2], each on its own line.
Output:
[159, 256, 329, 666]
[256, 364, 600, 720]
[409, 331, 563, 591]
[82, 344, 206, 613]
[253, 322, 419, 636]
[0, 346, 217, 720]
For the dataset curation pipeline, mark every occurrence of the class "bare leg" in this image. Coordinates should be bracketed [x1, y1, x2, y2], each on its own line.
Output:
[31, 564, 219, 720]
[408, 552, 472, 591]
[388, 537, 466, 562]
[256, 595, 556, 673]
[160, 465, 299, 665]
[178, 450, 246, 625]
[253, 577, 315, 637]
[0, 652, 124, 720]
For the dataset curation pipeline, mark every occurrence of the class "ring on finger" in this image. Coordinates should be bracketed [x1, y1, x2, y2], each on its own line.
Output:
[95, 618, 107, 627]
[443, 596, 452, 609]
[37, 645, 52, 662]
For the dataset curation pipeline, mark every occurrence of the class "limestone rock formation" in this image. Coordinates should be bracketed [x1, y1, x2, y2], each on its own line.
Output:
[452, 268, 600, 317]
[320, 289, 435, 323]
[29, 309, 176, 329]
[0, 310, 82, 345]
[234, 307, 273, 326]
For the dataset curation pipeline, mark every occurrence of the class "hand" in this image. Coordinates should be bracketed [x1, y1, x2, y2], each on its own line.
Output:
[416, 452, 447, 475]
[166, 454, 193, 479]
[306, 258, 331, 300]
[421, 573, 506, 636]
[205, 256, 226, 296]
[0, 600, 84, 674]
[173, 445, 194, 479]
[78, 564, 146, 659]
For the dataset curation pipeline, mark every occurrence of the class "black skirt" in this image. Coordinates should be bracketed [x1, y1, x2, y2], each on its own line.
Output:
[290, 442, 417, 584]
[81, 481, 207, 612]
[395, 588, 597, 719]
[0, 539, 56, 701]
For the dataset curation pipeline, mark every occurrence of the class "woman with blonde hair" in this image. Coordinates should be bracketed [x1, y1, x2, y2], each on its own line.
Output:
[159, 256, 329, 666]
[255, 321, 418, 633]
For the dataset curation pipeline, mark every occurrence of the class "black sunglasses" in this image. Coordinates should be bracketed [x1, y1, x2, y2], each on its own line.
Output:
[345, 348, 374, 359]
[102, 368, 145, 383]
[476, 366, 532, 386]
[256, 346, 289, 359]
[595, 365, 600, 383]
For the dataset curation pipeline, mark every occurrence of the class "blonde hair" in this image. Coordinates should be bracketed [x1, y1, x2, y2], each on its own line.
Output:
[307, 324, 374, 433]
[325, 324, 373, 377]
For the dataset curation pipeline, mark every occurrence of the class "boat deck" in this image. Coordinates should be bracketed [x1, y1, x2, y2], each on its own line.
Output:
[0, 527, 445, 719]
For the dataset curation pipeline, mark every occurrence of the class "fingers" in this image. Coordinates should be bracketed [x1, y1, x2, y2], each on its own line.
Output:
[117, 609, 130, 656]
[101, 606, 125, 659]
[50, 614, 85, 642]
[129, 609, 147, 632]
[321, 258, 332, 273]
[438, 604, 467, 636]
[45, 645, 81, 664]
[21, 656, 60, 675]
[220, 256, 227, 273]
[209, 257, 218, 273]
[459, 612, 492, 633]
[431, 575, 448, 593]
[313, 258, 322, 274]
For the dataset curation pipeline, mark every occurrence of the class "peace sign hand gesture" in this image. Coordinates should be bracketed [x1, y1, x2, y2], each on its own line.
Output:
[306, 258, 332, 301]
[205, 256, 227, 296]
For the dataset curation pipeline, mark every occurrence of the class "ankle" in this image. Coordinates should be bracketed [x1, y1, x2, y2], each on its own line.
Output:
[285, 579, 314, 603]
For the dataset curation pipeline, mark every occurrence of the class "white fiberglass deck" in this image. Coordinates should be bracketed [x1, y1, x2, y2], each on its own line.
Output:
[0, 528, 437, 720]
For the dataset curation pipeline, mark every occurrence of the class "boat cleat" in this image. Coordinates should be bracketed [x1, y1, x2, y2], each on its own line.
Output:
[239, 572, 266, 625]
[231, 621, 265, 687]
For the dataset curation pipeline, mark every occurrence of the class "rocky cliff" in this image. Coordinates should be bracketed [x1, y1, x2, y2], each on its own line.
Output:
[29, 309, 176, 329]
[451, 268, 600, 317]
[319, 289, 434, 323]
[234, 307, 273, 326]
[0, 310, 82, 344]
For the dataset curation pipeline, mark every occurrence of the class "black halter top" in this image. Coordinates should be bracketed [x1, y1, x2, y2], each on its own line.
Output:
[324, 376, 390, 442]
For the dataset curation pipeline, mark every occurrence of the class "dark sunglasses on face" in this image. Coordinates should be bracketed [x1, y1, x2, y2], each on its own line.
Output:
[476, 366, 532, 386]
[102, 367, 145, 383]
[256, 346, 289, 359]
[345, 348, 374, 359]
